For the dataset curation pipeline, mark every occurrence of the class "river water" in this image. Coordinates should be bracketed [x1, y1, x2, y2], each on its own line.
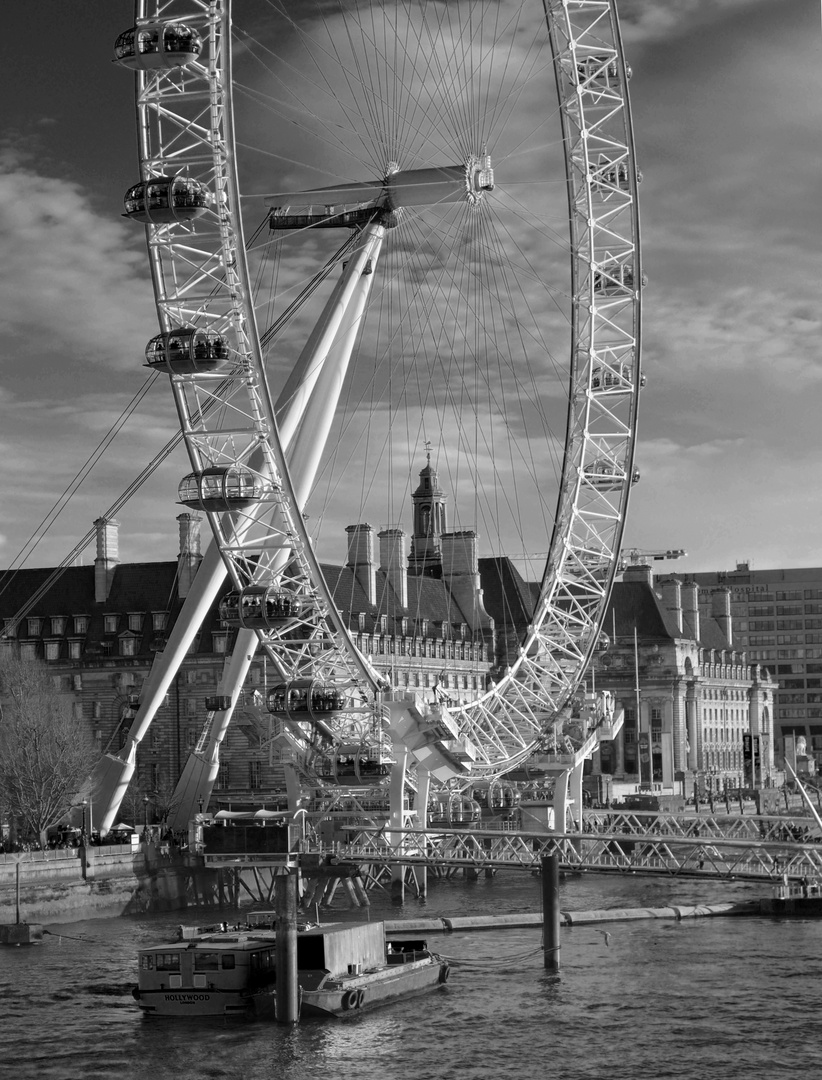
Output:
[2, 873, 820, 1080]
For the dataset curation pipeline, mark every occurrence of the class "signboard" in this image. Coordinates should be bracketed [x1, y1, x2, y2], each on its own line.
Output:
[638, 732, 650, 764]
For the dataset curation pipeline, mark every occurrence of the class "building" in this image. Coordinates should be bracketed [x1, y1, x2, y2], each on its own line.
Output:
[676, 563, 822, 777]
[587, 564, 775, 800]
[0, 460, 497, 816]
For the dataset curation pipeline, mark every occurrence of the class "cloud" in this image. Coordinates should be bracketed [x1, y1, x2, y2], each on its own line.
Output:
[0, 154, 155, 371]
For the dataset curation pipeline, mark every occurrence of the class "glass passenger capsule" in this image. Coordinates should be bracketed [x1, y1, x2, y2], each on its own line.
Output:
[124, 176, 209, 225]
[145, 329, 230, 375]
[581, 458, 640, 490]
[113, 23, 202, 70]
[592, 262, 646, 296]
[178, 466, 263, 512]
[591, 362, 633, 393]
[219, 586, 305, 629]
[576, 54, 631, 87]
[267, 680, 345, 719]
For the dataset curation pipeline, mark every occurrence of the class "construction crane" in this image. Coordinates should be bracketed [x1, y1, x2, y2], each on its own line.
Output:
[619, 548, 686, 570]
[506, 548, 686, 570]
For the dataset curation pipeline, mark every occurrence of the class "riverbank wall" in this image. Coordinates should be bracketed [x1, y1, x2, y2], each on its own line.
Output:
[0, 845, 201, 924]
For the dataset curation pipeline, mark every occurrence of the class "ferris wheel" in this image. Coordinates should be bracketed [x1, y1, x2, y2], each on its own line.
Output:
[101, 0, 641, 828]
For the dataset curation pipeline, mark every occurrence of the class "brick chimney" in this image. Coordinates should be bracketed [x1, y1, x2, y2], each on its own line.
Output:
[346, 523, 376, 605]
[711, 586, 732, 646]
[378, 528, 408, 608]
[659, 578, 683, 634]
[681, 581, 700, 641]
[94, 517, 119, 603]
[622, 563, 653, 586]
[440, 530, 494, 635]
[177, 513, 203, 599]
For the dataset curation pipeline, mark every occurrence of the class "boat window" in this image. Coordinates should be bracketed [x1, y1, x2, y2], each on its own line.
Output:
[221, 955, 236, 970]
[155, 953, 181, 972]
[250, 949, 275, 971]
[139, 955, 155, 970]
[194, 952, 220, 972]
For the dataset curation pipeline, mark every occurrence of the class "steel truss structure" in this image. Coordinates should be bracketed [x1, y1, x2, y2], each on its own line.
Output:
[90, 0, 642, 833]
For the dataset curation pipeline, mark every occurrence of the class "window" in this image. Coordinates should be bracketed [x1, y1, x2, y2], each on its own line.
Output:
[128, 613, 143, 632]
[216, 764, 230, 790]
[73, 615, 89, 635]
[20, 642, 36, 661]
[212, 631, 229, 654]
[50, 617, 66, 635]
[185, 698, 197, 716]
[358, 612, 366, 631]
[68, 640, 83, 660]
[249, 761, 261, 788]
[44, 640, 60, 661]
[120, 636, 137, 657]
[777, 592, 803, 602]
[27, 618, 43, 636]
[73, 674, 82, 691]
[152, 611, 168, 631]
[155, 953, 181, 972]
[104, 615, 118, 634]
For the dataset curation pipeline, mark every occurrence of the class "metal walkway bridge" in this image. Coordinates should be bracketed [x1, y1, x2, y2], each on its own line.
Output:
[336, 809, 822, 884]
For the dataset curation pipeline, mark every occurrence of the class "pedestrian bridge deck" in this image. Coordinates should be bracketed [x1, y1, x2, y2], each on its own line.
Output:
[337, 809, 822, 882]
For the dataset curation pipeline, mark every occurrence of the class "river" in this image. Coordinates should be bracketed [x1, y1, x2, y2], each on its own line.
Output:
[2, 872, 820, 1080]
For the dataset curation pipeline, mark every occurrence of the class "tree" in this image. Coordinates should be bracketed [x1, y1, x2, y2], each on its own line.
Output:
[0, 654, 97, 846]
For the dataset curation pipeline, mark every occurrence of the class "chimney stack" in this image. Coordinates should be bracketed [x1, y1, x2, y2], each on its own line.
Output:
[346, 523, 376, 606]
[94, 517, 119, 603]
[711, 587, 732, 646]
[440, 530, 494, 636]
[378, 528, 408, 608]
[622, 563, 653, 587]
[659, 578, 683, 634]
[681, 581, 700, 641]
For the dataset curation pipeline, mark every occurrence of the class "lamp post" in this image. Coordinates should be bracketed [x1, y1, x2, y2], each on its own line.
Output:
[81, 799, 88, 846]
[143, 795, 150, 835]
[198, 797, 204, 816]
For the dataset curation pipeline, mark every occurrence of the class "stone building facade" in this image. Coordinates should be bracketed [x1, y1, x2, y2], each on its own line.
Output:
[589, 565, 775, 799]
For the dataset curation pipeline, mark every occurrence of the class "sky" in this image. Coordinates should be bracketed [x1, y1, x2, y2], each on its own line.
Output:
[0, 0, 820, 580]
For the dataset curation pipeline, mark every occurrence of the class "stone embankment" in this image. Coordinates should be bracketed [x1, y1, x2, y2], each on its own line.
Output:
[0, 845, 195, 924]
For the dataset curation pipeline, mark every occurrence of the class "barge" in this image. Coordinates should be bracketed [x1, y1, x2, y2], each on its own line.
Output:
[133, 915, 449, 1018]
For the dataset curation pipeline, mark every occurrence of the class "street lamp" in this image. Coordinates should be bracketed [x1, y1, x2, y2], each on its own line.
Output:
[198, 797, 204, 815]
[82, 799, 88, 845]
[143, 795, 150, 834]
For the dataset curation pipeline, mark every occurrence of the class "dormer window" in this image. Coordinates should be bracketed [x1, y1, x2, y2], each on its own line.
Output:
[120, 635, 137, 657]
[128, 613, 144, 633]
[379, 615, 388, 633]
[44, 641, 60, 661]
[73, 615, 88, 635]
[27, 618, 43, 637]
[50, 617, 66, 636]
[104, 615, 119, 634]
[401, 617, 408, 636]
[152, 611, 168, 631]
[358, 612, 366, 631]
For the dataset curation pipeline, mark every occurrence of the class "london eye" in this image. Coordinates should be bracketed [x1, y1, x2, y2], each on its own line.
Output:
[93, 0, 642, 833]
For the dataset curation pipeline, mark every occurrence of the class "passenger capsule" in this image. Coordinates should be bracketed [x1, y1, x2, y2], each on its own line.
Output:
[205, 695, 232, 712]
[145, 328, 229, 374]
[576, 54, 630, 87]
[113, 24, 202, 70]
[178, 466, 263, 512]
[590, 362, 632, 394]
[124, 176, 209, 225]
[593, 262, 643, 296]
[219, 586, 305, 629]
[581, 458, 635, 490]
[267, 680, 345, 718]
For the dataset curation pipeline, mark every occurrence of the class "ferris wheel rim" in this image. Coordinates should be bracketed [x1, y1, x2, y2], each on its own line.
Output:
[125, 0, 641, 781]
